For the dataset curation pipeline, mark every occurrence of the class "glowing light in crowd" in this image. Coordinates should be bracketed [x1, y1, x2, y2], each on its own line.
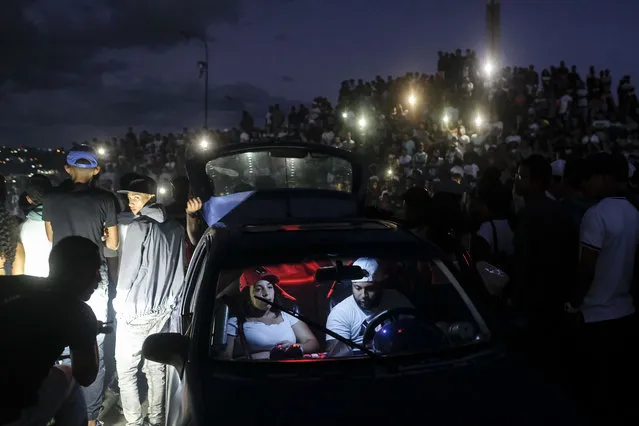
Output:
[475, 114, 483, 127]
[408, 93, 416, 106]
[386, 168, 393, 176]
[342, 112, 348, 119]
[358, 117, 367, 129]
[199, 137, 210, 150]
[442, 114, 450, 125]
[97, 147, 106, 156]
[158, 186, 167, 195]
[483, 61, 494, 77]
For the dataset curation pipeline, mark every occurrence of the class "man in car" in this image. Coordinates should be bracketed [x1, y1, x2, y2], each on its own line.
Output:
[325, 258, 413, 355]
[0, 236, 102, 425]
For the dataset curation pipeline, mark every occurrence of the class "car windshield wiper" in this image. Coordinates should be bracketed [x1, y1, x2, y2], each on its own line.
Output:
[254, 296, 379, 359]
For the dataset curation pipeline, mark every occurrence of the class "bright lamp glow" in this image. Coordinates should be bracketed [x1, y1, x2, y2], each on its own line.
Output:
[97, 147, 106, 156]
[358, 117, 367, 129]
[386, 168, 393, 176]
[484, 61, 494, 77]
[158, 186, 167, 195]
[442, 114, 450, 124]
[475, 114, 483, 127]
[342, 112, 348, 119]
[408, 94, 416, 106]
[199, 137, 210, 149]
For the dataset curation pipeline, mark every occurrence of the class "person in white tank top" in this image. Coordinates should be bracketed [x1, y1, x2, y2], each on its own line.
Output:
[222, 268, 319, 360]
[20, 176, 53, 277]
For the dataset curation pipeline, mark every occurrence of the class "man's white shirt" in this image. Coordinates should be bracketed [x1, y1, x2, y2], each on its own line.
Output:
[559, 95, 572, 114]
[580, 197, 639, 323]
[326, 291, 413, 345]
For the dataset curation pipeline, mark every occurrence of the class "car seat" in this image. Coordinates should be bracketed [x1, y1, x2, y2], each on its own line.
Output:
[327, 280, 353, 311]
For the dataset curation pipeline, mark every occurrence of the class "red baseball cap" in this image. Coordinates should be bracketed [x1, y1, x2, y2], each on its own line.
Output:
[239, 267, 280, 293]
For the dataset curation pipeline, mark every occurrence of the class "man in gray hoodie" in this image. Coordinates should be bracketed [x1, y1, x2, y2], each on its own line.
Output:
[113, 176, 186, 426]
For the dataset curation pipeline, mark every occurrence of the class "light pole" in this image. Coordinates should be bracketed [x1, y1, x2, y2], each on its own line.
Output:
[181, 31, 210, 128]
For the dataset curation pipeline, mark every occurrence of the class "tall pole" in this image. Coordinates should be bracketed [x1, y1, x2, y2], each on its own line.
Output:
[181, 31, 210, 129]
[486, 0, 501, 64]
[202, 38, 209, 129]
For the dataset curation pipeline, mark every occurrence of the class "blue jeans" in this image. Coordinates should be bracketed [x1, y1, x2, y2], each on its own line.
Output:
[116, 311, 171, 426]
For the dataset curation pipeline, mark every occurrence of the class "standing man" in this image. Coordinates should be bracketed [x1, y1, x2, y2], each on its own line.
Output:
[43, 145, 119, 426]
[114, 176, 185, 426]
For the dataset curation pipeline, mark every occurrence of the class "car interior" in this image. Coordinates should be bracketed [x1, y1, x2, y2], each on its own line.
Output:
[210, 257, 489, 361]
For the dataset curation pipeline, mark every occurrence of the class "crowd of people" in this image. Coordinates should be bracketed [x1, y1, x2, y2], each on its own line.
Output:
[0, 50, 638, 426]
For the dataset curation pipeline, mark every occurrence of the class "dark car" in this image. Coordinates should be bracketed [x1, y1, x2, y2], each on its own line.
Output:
[143, 142, 582, 425]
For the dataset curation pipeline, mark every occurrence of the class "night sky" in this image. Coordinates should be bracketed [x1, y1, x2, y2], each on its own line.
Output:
[0, 0, 636, 148]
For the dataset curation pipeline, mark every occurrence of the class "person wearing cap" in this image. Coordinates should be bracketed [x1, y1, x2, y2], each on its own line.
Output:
[325, 258, 412, 355]
[222, 268, 319, 360]
[113, 175, 186, 426]
[42, 145, 119, 426]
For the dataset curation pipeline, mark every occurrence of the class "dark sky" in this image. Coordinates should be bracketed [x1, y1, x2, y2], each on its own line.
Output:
[0, 0, 636, 147]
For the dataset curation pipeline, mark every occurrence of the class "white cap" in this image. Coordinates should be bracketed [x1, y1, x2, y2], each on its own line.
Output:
[551, 159, 566, 177]
[352, 258, 379, 283]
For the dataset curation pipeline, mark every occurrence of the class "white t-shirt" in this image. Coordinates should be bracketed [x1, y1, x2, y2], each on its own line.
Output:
[20, 219, 51, 278]
[321, 131, 335, 144]
[326, 291, 413, 345]
[580, 197, 639, 323]
[117, 212, 136, 257]
[403, 139, 416, 155]
[559, 95, 572, 114]
[582, 134, 600, 145]
[477, 220, 514, 256]
[227, 312, 299, 353]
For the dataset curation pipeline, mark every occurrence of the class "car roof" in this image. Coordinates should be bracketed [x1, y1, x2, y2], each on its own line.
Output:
[210, 219, 443, 268]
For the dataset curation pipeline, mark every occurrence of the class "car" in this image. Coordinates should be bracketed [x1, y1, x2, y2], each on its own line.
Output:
[143, 142, 582, 425]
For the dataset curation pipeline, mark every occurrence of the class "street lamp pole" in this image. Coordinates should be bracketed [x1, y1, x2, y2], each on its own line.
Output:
[181, 31, 210, 129]
[201, 37, 209, 129]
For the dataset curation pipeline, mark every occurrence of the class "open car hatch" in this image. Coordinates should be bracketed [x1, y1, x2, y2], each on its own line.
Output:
[186, 142, 366, 227]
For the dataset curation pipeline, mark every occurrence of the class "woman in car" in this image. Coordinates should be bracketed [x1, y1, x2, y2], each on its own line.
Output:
[222, 268, 320, 360]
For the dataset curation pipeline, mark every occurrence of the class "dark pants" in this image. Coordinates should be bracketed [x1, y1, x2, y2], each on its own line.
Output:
[577, 315, 638, 425]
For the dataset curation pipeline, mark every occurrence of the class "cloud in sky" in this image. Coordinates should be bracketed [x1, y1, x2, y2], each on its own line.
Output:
[0, 0, 243, 93]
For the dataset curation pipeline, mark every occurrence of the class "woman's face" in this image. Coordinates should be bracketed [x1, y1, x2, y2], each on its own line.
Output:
[250, 280, 275, 311]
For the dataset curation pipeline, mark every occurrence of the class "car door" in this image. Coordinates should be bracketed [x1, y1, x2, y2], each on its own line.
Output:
[180, 227, 217, 334]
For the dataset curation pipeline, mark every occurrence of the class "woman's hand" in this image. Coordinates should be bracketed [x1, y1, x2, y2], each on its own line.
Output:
[276, 341, 294, 349]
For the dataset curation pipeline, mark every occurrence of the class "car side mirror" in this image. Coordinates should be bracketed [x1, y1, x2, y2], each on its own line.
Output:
[476, 261, 510, 297]
[143, 333, 189, 376]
